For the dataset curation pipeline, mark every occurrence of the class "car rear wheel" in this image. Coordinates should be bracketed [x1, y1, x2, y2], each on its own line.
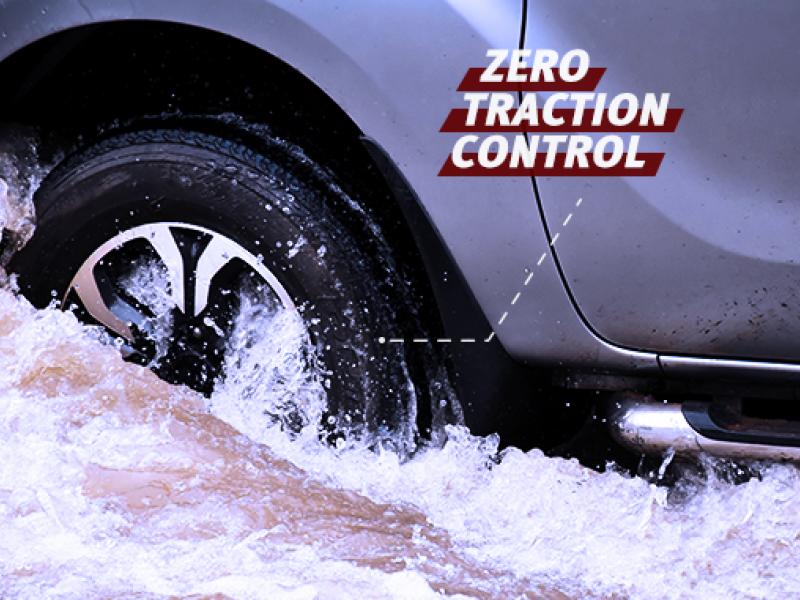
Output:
[10, 128, 436, 449]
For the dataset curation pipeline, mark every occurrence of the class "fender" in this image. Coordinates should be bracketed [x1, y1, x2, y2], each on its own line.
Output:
[0, 0, 662, 380]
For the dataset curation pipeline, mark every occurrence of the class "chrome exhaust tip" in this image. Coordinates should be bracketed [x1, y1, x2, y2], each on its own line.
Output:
[608, 394, 800, 462]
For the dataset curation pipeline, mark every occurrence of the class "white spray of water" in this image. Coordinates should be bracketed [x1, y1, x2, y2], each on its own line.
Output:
[0, 136, 45, 259]
[212, 291, 327, 437]
[118, 258, 176, 367]
[1, 165, 800, 599]
[210, 277, 800, 599]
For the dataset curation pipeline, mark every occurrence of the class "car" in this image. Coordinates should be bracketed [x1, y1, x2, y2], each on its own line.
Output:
[1, 1, 799, 464]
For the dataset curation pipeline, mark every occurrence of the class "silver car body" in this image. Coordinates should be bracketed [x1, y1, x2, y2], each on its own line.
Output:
[1, 0, 798, 384]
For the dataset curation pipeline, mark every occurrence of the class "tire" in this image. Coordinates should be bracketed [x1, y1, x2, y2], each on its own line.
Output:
[10, 128, 432, 448]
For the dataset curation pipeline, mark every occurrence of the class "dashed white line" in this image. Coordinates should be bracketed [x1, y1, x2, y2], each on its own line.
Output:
[380, 196, 585, 344]
[490, 195, 584, 331]
[382, 336, 478, 344]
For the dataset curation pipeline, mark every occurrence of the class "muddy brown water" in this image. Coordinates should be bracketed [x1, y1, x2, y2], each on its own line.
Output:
[0, 288, 567, 598]
[1, 286, 799, 599]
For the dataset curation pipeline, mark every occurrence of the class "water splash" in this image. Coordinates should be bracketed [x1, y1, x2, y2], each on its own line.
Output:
[0, 132, 43, 267]
[0, 289, 544, 599]
[2, 162, 800, 599]
[212, 290, 327, 436]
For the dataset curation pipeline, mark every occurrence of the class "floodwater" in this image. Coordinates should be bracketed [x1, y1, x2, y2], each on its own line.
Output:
[3, 287, 800, 599]
[1, 165, 800, 599]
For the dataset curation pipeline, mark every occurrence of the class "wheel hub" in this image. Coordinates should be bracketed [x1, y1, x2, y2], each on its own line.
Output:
[65, 222, 296, 394]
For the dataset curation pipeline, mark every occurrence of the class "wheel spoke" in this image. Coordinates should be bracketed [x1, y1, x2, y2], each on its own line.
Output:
[70, 266, 134, 340]
[143, 224, 187, 314]
[193, 234, 235, 316]
[193, 232, 294, 316]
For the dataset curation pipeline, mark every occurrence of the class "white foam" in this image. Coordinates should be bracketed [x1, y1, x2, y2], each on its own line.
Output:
[1, 176, 800, 599]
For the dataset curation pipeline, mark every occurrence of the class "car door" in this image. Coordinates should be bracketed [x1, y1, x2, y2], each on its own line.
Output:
[527, 1, 800, 362]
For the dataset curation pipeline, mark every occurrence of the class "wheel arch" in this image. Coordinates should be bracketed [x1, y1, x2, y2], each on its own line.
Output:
[0, 10, 548, 442]
[0, 18, 437, 327]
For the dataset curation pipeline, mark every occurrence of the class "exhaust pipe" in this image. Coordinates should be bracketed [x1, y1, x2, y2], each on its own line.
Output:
[608, 395, 800, 462]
